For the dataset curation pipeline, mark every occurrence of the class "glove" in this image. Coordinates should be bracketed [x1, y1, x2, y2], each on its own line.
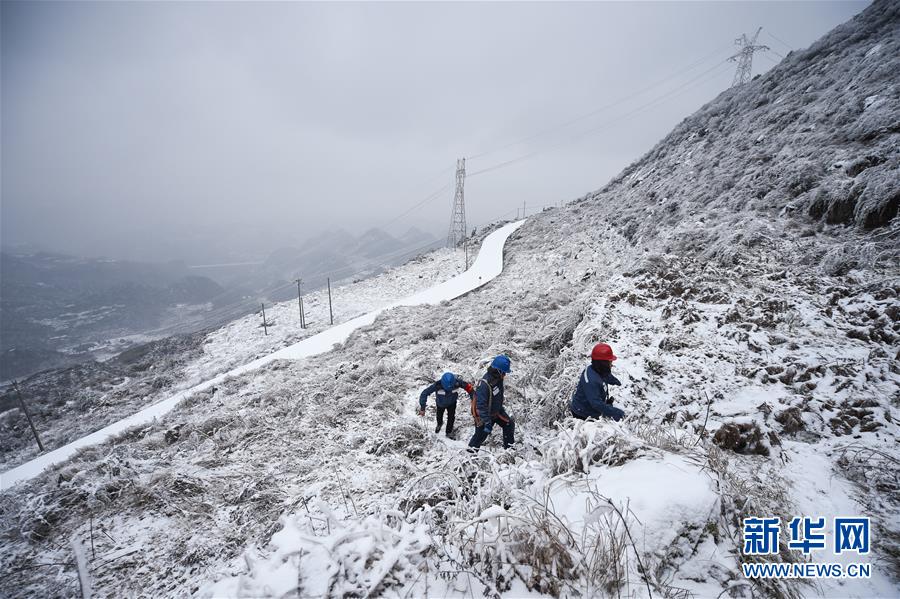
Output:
[483, 423, 494, 433]
[606, 396, 614, 405]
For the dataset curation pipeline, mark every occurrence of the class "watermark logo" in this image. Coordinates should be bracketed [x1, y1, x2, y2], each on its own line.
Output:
[835, 518, 870, 555]
[742, 516, 871, 580]
[788, 517, 826, 554]
[743, 517, 781, 555]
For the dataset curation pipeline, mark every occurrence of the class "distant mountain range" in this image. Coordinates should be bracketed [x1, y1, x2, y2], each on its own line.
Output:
[0, 251, 227, 380]
[201, 226, 441, 302]
[0, 227, 439, 380]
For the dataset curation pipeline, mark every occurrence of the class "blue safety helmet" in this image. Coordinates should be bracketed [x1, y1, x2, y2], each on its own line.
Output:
[440, 372, 457, 391]
[490, 355, 511, 373]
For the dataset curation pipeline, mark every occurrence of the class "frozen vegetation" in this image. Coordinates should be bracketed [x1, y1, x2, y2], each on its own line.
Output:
[0, 245, 468, 472]
[1, 1, 898, 597]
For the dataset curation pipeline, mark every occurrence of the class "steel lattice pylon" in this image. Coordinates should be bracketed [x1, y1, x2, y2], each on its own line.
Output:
[447, 158, 467, 248]
[729, 27, 769, 87]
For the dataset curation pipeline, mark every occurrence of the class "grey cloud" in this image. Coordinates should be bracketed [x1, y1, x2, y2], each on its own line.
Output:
[1, 1, 868, 262]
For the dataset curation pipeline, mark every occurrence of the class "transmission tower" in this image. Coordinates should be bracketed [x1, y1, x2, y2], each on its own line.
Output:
[729, 27, 769, 87]
[447, 158, 467, 247]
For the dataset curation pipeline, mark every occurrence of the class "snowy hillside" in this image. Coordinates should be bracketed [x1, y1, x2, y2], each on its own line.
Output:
[2, 2, 899, 598]
[0, 244, 468, 472]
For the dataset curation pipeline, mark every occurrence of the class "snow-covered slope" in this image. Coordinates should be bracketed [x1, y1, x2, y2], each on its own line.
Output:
[1, 2, 898, 597]
[0, 243, 468, 472]
[1, 222, 523, 487]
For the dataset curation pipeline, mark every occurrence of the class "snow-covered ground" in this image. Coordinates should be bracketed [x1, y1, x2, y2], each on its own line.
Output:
[165, 243, 477, 390]
[1, 221, 524, 487]
[1, 2, 898, 597]
[0, 243, 472, 472]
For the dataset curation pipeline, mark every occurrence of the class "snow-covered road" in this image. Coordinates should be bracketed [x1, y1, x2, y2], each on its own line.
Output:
[0, 221, 525, 488]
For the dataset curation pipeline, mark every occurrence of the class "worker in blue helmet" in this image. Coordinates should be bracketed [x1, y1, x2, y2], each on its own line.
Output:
[418, 372, 475, 437]
[468, 355, 515, 450]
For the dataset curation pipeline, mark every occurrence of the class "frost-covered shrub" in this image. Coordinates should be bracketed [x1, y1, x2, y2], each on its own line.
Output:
[783, 159, 823, 198]
[854, 162, 900, 229]
[820, 244, 860, 276]
[203, 508, 432, 598]
[364, 419, 425, 458]
[826, 183, 863, 225]
[712, 421, 777, 457]
[846, 153, 886, 177]
[701, 227, 748, 265]
[845, 98, 900, 142]
[448, 494, 637, 598]
[541, 419, 644, 475]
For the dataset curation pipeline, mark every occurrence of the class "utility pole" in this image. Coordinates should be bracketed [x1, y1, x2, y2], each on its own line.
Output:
[464, 237, 469, 270]
[261, 303, 268, 335]
[447, 158, 467, 248]
[295, 279, 306, 329]
[327, 277, 334, 325]
[12, 380, 44, 452]
[729, 27, 769, 87]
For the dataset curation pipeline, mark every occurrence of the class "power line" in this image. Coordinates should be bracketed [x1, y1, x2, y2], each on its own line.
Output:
[467, 42, 734, 162]
[467, 58, 733, 179]
[764, 30, 794, 53]
[62, 40, 743, 344]
[134, 40, 741, 328]
[375, 180, 453, 233]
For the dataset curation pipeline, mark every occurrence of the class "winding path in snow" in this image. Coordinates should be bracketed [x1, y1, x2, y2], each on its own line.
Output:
[1, 221, 525, 488]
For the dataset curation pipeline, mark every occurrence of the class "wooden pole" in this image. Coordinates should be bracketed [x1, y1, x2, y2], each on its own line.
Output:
[300, 296, 306, 329]
[261, 303, 268, 335]
[296, 279, 305, 329]
[327, 278, 334, 325]
[12, 380, 44, 452]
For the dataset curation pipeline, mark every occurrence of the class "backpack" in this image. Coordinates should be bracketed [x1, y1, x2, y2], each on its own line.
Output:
[470, 377, 493, 426]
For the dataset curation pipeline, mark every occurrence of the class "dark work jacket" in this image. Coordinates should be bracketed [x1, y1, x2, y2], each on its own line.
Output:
[419, 376, 474, 409]
[472, 368, 508, 426]
[570, 365, 622, 421]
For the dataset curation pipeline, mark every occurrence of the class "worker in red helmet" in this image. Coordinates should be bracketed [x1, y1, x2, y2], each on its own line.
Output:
[570, 343, 624, 421]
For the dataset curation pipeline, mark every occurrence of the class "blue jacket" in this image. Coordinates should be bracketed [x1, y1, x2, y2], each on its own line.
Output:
[472, 368, 509, 426]
[570, 365, 623, 421]
[420, 376, 474, 409]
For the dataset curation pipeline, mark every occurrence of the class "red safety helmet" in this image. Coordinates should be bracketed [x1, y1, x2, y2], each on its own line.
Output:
[590, 343, 617, 361]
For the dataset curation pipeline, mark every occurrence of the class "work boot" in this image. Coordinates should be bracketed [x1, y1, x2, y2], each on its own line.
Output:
[435, 423, 442, 433]
[446, 428, 456, 439]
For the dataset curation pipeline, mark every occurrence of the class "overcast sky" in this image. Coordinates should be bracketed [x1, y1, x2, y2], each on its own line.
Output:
[1, 1, 868, 263]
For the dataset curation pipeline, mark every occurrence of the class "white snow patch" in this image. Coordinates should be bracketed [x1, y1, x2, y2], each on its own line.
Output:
[864, 43, 882, 58]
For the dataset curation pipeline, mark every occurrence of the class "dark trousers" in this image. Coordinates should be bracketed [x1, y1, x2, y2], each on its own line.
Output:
[436, 405, 456, 433]
[571, 406, 624, 422]
[468, 415, 515, 449]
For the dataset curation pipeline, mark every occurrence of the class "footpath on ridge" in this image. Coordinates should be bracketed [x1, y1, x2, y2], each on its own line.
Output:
[0, 220, 526, 488]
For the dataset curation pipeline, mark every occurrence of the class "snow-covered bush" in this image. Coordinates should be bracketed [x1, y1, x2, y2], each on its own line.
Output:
[541, 419, 645, 475]
[203, 507, 432, 597]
